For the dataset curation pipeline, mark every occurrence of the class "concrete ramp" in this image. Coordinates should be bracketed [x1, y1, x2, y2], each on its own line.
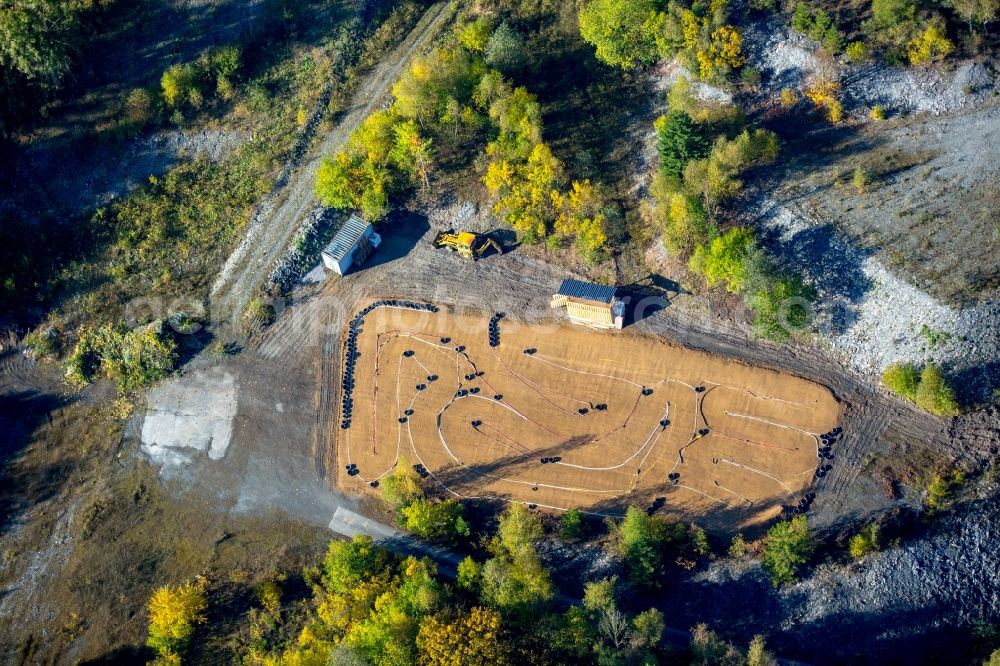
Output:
[328, 506, 402, 541]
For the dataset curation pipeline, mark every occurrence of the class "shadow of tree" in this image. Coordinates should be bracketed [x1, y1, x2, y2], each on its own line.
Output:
[0, 388, 72, 535]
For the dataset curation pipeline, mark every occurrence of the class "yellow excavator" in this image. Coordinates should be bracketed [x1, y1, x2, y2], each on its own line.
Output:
[431, 230, 503, 260]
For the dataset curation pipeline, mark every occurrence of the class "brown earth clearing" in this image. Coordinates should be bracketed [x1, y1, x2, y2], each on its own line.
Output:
[338, 305, 841, 530]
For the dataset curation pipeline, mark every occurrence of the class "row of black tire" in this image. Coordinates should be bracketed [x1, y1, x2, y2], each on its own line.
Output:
[341, 301, 439, 431]
[488, 312, 505, 347]
[791, 425, 844, 515]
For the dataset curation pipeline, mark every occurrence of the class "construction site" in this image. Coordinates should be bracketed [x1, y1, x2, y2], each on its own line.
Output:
[336, 298, 842, 529]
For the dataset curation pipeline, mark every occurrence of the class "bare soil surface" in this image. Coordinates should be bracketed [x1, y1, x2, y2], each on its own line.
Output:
[153, 208, 996, 538]
[340, 305, 840, 531]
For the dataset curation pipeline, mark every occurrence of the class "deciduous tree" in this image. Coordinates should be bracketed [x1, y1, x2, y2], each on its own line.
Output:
[417, 607, 509, 666]
[578, 0, 662, 69]
[762, 515, 814, 586]
[146, 577, 208, 663]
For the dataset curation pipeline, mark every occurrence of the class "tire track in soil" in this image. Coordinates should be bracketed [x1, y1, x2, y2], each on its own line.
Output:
[266, 226, 967, 531]
[210, 2, 453, 328]
[258, 205, 997, 534]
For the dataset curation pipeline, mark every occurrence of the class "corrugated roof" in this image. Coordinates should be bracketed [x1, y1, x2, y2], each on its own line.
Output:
[322, 215, 370, 262]
[557, 278, 616, 304]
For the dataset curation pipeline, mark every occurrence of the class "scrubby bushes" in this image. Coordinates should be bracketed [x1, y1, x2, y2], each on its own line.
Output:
[690, 625, 778, 665]
[906, 24, 955, 64]
[848, 523, 881, 559]
[380, 461, 471, 544]
[926, 469, 965, 510]
[883, 361, 921, 398]
[606, 506, 710, 587]
[882, 362, 960, 415]
[646, 79, 805, 340]
[160, 44, 243, 119]
[791, 2, 846, 51]
[315, 32, 610, 264]
[65, 321, 177, 393]
[805, 78, 844, 123]
[860, 0, 958, 65]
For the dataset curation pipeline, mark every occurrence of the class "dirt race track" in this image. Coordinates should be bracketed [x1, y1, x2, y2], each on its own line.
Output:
[336, 301, 842, 530]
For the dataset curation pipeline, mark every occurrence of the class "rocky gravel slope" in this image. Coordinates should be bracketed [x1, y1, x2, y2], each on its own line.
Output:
[663, 479, 1000, 664]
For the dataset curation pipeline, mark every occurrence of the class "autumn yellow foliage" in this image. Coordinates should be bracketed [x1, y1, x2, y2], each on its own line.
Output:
[416, 607, 508, 666]
[696, 25, 746, 80]
[552, 179, 608, 262]
[146, 577, 208, 663]
[804, 79, 843, 123]
[906, 26, 954, 66]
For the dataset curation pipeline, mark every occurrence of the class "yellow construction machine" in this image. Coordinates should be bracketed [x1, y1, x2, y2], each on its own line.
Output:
[431, 230, 503, 260]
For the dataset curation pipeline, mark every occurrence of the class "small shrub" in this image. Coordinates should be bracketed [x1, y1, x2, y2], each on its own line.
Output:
[728, 533, 748, 557]
[243, 298, 276, 335]
[690, 624, 743, 664]
[161, 63, 200, 108]
[853, 166, 870, 194]
[919, 324, 952, 350]
[845, 41, 870, 63]
[882, 362, 920, 400]
[779, 87, 798, 108]
[690, 523, 711, 556]
[560, 508, 584, 540]
[124, 88, 153, 128]
[848, 523, 880, 559]
[914, 363, 960, 415]
[926, 469, 965, 511]
[826, 98, 844, 123]
[805, 79, 843, 123]
[741, 66, 762, 87]
[24, 328, 60, 359]
[870, 104, 887, 120]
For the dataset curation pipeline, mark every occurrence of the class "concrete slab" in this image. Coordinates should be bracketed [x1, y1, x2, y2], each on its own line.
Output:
[328, 506, 401, 541]
[141, 367, 237, 468]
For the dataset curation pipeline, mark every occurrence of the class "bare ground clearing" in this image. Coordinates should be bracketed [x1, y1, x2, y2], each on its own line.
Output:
[338, 305, 840, 531]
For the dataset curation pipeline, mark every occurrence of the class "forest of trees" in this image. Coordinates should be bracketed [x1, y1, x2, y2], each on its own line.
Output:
[315, 14, 611, 264]
[145, 502, 806, 665]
